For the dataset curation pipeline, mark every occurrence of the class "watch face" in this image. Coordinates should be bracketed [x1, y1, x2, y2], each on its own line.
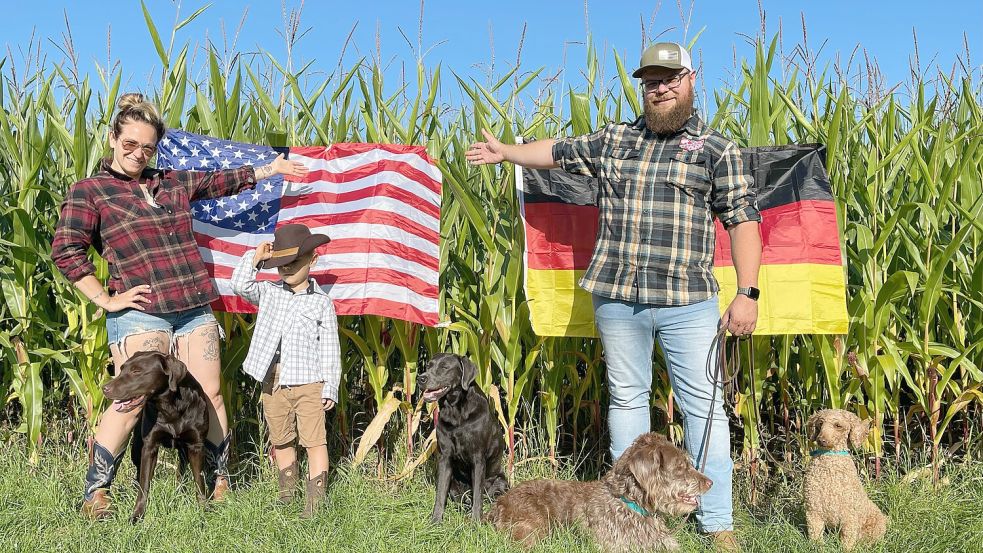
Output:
[739, 287, 760, 300]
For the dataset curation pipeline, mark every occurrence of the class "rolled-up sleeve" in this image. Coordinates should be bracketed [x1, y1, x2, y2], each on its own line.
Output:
[51, 182, 99, 283]
[178, 166, 258, 202]
[551, 126, 608, 178]
[711, 141, 761, 228]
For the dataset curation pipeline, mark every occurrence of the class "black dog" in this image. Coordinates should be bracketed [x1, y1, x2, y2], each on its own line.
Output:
[418, 353, 508, 522]
[102, 351, 210, 522]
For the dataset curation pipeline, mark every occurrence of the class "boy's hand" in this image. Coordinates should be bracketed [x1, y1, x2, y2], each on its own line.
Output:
[253, 241, 273, 268]
[321, 398, 335, 411]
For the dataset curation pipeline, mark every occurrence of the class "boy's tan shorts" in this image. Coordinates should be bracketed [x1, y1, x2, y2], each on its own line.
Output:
[260, 366, 326, 448]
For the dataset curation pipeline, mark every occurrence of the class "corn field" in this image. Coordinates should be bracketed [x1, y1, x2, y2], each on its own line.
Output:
[1, 10, 981, 482]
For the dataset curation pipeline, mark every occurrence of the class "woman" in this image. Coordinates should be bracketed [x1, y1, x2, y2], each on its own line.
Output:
[51, 93, 308, 519]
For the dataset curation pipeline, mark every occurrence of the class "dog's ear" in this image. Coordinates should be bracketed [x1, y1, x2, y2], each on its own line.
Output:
[625, 434, 662, 487]
[163, 355, 188, 392]
[806, 412, 823, 441]
[848, 413, 871, 449]
[458, 356, 477, 389]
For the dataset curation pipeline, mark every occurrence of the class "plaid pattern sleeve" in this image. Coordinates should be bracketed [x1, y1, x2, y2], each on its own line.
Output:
[177, 165, 257, 202]
[551, 125, 608, 178]
[230, 252, 264, 305]
[318, 301, 342, 401]
[51, 180, 100, 283]
[711, 141, 760, 228]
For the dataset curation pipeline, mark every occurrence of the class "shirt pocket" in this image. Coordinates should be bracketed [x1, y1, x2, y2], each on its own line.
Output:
[667, 149, 712, 200]
[603, 146, 641, 182]
[293, 306, 323, 346]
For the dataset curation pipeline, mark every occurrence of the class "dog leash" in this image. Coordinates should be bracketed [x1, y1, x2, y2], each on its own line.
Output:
[695, 324, 756, 474]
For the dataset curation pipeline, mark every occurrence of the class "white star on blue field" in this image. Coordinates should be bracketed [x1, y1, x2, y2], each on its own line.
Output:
[157, 130, 289, 233]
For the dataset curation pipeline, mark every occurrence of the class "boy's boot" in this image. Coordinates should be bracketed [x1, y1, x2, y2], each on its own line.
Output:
[301, 471, 327, 518]
[277, 461, 299, 503]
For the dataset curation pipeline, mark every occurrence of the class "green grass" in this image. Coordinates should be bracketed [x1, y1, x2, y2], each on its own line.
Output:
[1, 434, 981, 553]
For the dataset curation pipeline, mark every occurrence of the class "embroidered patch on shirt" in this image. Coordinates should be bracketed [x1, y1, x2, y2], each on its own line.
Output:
[680, 138, 705, 151]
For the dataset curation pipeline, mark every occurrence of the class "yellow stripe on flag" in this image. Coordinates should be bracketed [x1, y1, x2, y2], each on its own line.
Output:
[714, 263, 848, 335]
[526, 268, 597, 337]
[526, 264, 848, 337]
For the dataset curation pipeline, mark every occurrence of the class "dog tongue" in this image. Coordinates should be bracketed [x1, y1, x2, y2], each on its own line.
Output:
[422, 388, 445, 402]
[113, 396, 145, 412]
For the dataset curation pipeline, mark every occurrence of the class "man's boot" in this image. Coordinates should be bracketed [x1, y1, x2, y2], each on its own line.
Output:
[709, 530, 741, 553]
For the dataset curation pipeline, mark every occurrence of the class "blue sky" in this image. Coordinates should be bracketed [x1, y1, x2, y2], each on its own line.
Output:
[5, 0, 982, 113]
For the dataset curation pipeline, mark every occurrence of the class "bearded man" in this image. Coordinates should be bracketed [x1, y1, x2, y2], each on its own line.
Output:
[466, 42, 761, 552]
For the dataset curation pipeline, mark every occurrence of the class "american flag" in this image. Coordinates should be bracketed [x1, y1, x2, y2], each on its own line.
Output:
[157, 130, 441, 326]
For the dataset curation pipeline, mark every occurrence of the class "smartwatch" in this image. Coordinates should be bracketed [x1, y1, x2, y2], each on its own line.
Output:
[736, 286, 760, 301]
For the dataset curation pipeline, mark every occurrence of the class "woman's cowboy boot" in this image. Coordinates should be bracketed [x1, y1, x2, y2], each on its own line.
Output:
[277, 462, 299, 503]
[80, 442, 124, 520]
[301, 471, 327, 519]
[205, 435, 232, 501]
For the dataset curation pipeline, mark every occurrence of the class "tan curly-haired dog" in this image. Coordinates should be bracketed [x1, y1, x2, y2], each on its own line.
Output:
[485, 432, 712, 552]
[804, 409, 888, 551]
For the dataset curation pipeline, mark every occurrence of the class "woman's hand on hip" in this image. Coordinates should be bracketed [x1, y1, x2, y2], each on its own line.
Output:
[104, 284, 152, 312]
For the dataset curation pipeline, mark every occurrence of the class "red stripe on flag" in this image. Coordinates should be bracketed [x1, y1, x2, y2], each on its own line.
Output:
[524, 203, 599, 270]
[281, 184, 440, 219]
[714, 199, 842, 266]
[292, 161, 441, 196]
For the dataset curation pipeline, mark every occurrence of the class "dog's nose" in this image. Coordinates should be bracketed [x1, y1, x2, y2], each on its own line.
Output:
[102, 384, 111, 395]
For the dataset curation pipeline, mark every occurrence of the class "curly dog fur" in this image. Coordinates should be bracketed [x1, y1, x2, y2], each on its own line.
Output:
[803, 409, 888, 550]
[485, 433, 712, 552]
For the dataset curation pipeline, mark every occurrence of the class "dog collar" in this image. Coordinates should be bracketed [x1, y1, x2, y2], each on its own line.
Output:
[619, 496, 654, 517]
[810, 449, 850, 457]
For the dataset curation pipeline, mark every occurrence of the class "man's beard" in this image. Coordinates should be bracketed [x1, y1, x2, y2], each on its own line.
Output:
[643, 86, 694, 135]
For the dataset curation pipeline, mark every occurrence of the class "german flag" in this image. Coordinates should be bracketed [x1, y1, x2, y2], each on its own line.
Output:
[518, 143, 848, 337]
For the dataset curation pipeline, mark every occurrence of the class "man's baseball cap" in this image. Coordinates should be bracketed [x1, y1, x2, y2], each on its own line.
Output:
[632, 42, 693, 77]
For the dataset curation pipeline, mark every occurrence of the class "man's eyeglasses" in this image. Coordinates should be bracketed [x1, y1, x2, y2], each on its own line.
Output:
[118, 138, 157, 158]
[641, 70, 691, 92]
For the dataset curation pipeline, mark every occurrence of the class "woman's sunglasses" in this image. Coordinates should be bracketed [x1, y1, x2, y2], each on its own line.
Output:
[118, 138, 157, 158]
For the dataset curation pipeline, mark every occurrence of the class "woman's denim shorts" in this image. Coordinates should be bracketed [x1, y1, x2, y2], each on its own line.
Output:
[106, 305, 221, 355]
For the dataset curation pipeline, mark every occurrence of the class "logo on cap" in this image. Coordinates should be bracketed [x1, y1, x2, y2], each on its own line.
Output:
[658, 49, 680, 62]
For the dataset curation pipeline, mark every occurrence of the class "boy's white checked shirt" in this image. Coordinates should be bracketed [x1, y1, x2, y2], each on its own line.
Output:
[231, 252, 341, 401]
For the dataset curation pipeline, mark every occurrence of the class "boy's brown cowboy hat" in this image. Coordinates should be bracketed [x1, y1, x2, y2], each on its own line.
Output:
[264, 223, 330, 269]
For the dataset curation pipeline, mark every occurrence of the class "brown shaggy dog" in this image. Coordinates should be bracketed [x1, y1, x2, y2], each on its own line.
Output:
[485, 433, 712, 552]
[804, 409, 888, 550]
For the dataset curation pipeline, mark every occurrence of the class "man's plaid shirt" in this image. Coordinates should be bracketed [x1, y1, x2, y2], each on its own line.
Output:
[551, 113, 760, 306]
[51, 159, 258, 313]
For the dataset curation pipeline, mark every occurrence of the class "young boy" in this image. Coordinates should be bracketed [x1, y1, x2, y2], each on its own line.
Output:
[231, 223, 341, 517]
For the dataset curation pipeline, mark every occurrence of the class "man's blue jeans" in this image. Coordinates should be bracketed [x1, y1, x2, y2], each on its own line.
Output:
[593, 293, 732, 532]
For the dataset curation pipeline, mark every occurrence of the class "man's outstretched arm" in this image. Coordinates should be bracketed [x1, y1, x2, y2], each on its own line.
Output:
[466, 129, 559, 169]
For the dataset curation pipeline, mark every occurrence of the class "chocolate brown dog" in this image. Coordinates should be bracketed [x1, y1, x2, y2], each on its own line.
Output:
[102, 351, 210, 522]
[418, 353, 508, 522]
